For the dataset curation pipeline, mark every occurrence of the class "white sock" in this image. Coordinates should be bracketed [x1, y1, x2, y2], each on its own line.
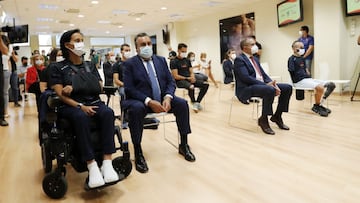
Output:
[87, 161, 105, 188]
[101, 160, 119, 183]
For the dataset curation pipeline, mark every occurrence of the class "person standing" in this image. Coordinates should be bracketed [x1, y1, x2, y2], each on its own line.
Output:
[18, 56, 29, 101]
[298, 25, 314, 76]
[0, 33, 9, 126]
[1, 35, 12, 118]
[103, 51, 115, 86]
[10, 48, 20, 107]
[233, 37, 292, 135]
[122, 33, 196, 173]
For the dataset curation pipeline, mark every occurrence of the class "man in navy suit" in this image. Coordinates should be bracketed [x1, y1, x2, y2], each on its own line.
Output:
[122, 33, 196, 173]
[233, 37, 292, 135]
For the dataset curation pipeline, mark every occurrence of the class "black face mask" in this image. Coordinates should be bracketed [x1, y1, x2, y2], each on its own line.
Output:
[22, 63, 28, 66]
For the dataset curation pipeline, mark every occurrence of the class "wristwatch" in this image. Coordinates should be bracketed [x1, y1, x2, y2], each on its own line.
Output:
[77, 103, 84, 109]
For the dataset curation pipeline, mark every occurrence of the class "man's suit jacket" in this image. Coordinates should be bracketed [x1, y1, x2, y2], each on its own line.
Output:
[233, 53, 272, 101]
[123, 55, 176, 102]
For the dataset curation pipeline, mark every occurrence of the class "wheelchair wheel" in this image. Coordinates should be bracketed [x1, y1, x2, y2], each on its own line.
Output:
[42, 172, 68, 199]
[41, 140, 52, 173]
[113, 156, 132, 177]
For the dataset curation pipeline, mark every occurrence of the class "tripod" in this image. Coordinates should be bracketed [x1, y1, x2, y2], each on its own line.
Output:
[351, 73, 360, 101]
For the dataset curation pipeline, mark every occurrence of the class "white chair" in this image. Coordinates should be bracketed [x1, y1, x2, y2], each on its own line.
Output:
[260, 62, 282, 82]
[144, 112, 178, 149]
[228, 83, 262, 129]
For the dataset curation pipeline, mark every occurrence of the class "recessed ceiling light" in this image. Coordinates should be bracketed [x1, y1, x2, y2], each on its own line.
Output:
[118, 25, 123, 28]
[39, 4, 58, 10]
[97, 20, 110, 24]
[135, 18, 141, 21]
[105, 31, 110, 34]
[69, 23, 75, 27]
[78, 14, 84, 18]
[91, 1, 99, 4]
[161, 7, 167, 10]
[37, 17, 54, 22]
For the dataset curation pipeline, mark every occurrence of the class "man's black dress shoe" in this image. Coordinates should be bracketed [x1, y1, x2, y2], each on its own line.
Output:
[258, 118, 275, 135]
[270, 116, 290, 130]
[179, 144, 196, 162]
[135, 154, 148, 173]
[0, 119, 9, 127]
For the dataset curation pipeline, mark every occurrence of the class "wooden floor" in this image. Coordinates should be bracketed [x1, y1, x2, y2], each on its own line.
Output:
[1, 85, 360, 203]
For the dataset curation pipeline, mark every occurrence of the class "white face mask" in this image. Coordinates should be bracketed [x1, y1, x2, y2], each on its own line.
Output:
[297, 48, 305, 56]
[56, 56, 64, 62]
[68, 42, 85, 56]
[190, 57, 195, 61]
[251, 45, 259, 55]
[110, 56, 116, 62]
[139, 45, 153, 59]
[299, 31, 303, 36]
[123, 51, 132, 59]
[180, 52, 187, 58]
[230, 53, 236, 60]
[35, 59, 43, 65]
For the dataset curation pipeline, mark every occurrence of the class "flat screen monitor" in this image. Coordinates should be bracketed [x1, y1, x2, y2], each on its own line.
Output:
[277, 0, 303, 27]
[345, 0, 360, 16]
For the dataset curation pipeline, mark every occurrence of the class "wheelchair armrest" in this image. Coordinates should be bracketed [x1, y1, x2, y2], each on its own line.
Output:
[102, 86, 117, 95]
[47, 94, 62, 109]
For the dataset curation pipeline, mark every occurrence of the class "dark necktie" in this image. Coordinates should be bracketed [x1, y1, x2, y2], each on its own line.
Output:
[146, 61, 161, 102]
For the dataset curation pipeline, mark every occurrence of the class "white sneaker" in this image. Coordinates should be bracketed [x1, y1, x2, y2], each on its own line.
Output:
[196, 102, 203, 110]
[192, 103, 199, 113]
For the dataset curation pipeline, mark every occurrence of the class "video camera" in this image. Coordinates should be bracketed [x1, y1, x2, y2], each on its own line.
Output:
[0, 24, 29, 43]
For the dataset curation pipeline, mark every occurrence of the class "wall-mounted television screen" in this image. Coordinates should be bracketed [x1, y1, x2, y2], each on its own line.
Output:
[277, 0, 303, 27]
[345, 0, 360, 16]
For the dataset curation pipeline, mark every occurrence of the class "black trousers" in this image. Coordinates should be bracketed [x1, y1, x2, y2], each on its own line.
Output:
[122, 96, 191, 145]
[59, 101, 116, 162]
[176, 79, 209, 103]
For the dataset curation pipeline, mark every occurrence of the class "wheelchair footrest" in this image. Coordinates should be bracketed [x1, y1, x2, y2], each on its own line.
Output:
[84, 172, 125, 191]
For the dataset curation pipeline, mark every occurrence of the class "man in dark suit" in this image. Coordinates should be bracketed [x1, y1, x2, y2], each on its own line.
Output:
[233, 37, 292, 135]
[122, 33, 195, 173]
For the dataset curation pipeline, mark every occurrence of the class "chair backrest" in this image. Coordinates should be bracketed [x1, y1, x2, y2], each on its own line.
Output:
[260, 62, 270, 74]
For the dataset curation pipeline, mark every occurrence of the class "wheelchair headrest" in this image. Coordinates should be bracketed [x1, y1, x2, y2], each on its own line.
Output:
[47, 94, 62, 109]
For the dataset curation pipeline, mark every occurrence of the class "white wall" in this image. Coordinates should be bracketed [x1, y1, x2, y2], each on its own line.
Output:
[166, 0, 314, 83]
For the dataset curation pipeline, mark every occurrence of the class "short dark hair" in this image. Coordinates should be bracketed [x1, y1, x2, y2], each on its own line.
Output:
[300, 25, 309, 33]
[60, 28, 82, 60]
[177, 43, 187, 50]
[120, 43, 130, 51]
[134, 33, 149, 48]
[21, 56, 28, 61]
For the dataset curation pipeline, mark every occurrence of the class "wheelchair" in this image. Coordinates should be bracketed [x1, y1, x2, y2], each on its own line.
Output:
[39, 88, 132, 199]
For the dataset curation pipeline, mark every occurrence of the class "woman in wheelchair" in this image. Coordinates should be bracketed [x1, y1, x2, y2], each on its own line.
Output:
[48, 29, 119, 188]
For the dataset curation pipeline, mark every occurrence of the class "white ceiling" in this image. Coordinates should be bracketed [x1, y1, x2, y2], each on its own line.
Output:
[0, 0, 259, 37]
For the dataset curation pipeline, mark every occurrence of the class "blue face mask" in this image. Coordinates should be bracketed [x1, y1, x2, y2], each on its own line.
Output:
[139, 45, 153, 59]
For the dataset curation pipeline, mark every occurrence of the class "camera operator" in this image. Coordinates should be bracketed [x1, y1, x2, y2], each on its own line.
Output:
[0, 32, 9, 126]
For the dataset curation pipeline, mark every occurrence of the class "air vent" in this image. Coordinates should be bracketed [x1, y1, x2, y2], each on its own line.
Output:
[58, 20, 70, 24]
[128, 12, 146, 17]
[64, 8, 80, 14]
